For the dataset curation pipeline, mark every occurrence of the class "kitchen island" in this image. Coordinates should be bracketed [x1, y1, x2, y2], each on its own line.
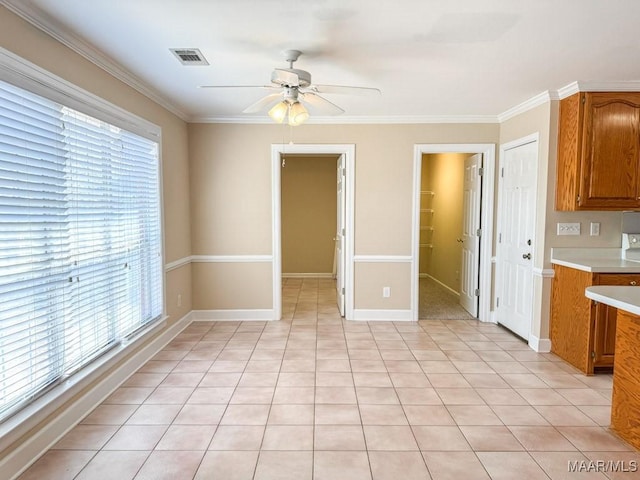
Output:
[586, 286, 640, 449]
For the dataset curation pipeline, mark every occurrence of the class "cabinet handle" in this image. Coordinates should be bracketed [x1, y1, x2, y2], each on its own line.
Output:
[631, 281, 637, 286]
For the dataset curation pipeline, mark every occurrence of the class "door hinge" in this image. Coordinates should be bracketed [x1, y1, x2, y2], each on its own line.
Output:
[591, 351, 595, 358]
[498, 232, 502, 243]
[474, 288, 480, 296]
[341, 287, 345, 295]
[501, 167, 504, 177]
[342, 228, 345, 236]
[496, 297, 500, 307]
[476, 228, 482, 237]
[342, 167, 346, 176]
[577, 195, 581, 204]
[478, 167, 484, 176]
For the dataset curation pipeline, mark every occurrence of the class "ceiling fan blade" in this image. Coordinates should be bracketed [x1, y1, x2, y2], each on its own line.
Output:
[306, 84, 381, 95]
[242, 93, 283, 113]
[299, 92, 345, 115]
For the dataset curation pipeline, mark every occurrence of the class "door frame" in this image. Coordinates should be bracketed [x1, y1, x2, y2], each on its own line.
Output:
[411, 144, 496, 322]
[271, 144, 355, 320]
[495, 133, 539, 339]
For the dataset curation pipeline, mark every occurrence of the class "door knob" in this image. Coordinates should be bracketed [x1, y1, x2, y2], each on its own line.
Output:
[456, 238, 463, 243]
[522, 253, 532, 260]
[631, 281, 637, 286]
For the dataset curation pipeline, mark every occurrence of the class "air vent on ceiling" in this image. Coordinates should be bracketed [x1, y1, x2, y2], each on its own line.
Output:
[170, 48, 209, 66]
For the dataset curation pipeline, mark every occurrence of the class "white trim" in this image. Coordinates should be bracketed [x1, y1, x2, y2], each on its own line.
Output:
[412, 144, 496, 323]
[1, 1, 188, 121]
[165, 256, 192, 272]
[272, 144, 356, 321]
[497, 90, 556, 123]
[191, 254, 272, 263]
[1, 312, 193, 480]
[192, 309, 275, 321]
[533, 267, 555, 278]
[192, 115, 500, 124]
[0, 47, 160, 140]
[354, 255, 413, 263]
[283, 273, 334, 278]
[528, 334, 552, 353]
[352, 309, 414, 321]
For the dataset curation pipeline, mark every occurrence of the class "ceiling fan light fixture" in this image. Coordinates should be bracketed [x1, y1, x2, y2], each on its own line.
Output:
[268, 101, 288, 123]
[288, 101, 309, 126]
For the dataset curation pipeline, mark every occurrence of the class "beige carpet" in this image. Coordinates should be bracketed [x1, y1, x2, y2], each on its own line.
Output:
[419, 277, 474, 320]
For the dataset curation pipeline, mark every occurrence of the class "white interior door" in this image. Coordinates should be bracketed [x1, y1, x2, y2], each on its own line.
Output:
[496, 140, 538, 340]
[336, 154, 345, 316]
[460, 153, 482, 316]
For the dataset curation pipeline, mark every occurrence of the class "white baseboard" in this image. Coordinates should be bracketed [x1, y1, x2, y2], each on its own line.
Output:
[352, 309, 414, 321]
[529, 334, 552, 353]
[192, 309, 276, 321]
[3, 312, 193, 480]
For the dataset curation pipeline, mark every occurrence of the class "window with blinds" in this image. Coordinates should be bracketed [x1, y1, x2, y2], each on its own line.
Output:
[0, 79, 163, 421]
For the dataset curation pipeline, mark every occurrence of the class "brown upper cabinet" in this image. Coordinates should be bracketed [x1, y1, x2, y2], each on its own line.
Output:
[556, 92, 640, 210]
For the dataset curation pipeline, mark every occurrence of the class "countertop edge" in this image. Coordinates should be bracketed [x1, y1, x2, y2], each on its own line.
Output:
[586, 286, 640, 316]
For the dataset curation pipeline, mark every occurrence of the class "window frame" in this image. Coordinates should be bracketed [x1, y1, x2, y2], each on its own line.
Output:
[0, 46, 166, 450]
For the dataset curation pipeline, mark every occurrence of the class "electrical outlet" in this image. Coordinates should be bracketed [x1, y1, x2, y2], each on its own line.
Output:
[557, 222, 581, 236]
[177, 294, 182, 307]
[590, 222, 600, 236]
[382, 287, 391, 298]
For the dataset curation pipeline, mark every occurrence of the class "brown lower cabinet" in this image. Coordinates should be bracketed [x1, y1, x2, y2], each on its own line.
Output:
[550, 264, 640, 374]
[611, 309, 640, 449]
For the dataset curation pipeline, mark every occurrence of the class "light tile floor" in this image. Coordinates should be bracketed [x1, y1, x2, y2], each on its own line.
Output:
[18, 278, 640, 480]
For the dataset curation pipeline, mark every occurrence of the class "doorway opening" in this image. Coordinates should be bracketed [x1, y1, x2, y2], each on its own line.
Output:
[280, 154, 340, 320]
[412, 144, 496, 322]
[271, 144, 355, 321]
[418, 152, 477, 319]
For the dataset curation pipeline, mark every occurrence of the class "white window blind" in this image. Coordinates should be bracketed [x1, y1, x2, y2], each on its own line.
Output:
[0, 79, 163, 421]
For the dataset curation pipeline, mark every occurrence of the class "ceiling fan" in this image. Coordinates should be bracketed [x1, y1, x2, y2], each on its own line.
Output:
[200, 49, 381, 125]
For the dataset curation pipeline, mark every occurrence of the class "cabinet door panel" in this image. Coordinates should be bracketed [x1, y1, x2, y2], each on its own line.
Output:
[591, 273, 640, 368]
[580, 93, 640, 209]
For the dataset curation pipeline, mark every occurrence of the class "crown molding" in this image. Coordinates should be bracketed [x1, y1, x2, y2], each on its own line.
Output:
[559, 80, 640, 99]
[190, 114, 500, 124]
[497, 90, 556, 123]
[2, 0, 189, 121]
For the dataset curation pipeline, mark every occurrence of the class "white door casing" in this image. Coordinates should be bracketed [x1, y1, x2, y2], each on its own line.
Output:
[412, 144, 495, 322]
[460, 153, 483, 317]
[272, 144, 354, 320]
[495, 136, 538, 340]
[336, 154, 345, 316]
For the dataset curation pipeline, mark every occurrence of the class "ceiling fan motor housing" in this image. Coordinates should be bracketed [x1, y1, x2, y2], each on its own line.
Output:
[271, 68, 311, 88]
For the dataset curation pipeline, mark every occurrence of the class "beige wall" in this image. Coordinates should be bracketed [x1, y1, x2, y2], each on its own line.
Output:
[0, 5, 192, 467]
[188, 122, 499, 312]
[420, 153, 467, 293]
[282, 155, 338, 275]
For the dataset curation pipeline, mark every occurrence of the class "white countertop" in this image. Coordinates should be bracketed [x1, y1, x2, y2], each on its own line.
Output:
[551, 248, 640, 273]
[585, 286, 640, 316]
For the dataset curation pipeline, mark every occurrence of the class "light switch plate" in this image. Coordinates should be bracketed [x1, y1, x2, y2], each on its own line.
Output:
[557, 222, 581, 235]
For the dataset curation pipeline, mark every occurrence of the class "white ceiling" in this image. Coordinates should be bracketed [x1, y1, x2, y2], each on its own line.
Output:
[5, 0, 640, 123]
